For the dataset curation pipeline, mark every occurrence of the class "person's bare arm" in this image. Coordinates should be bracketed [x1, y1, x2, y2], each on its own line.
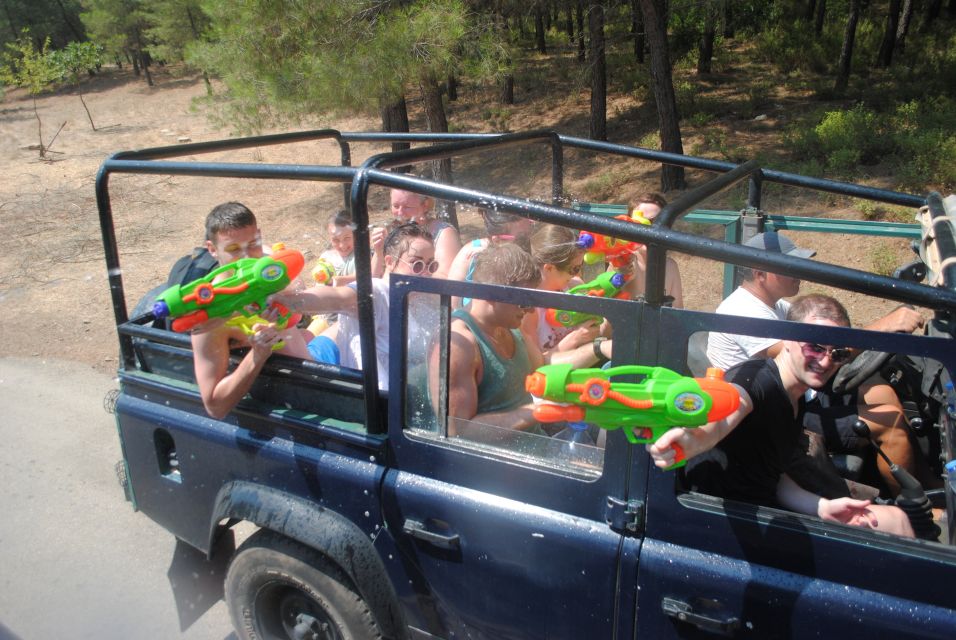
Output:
[274, 285, 358, 316]
[665, 257, 684, 309]
[646, 384, 751, 468]
[438, 325, 479, 422]
[751, 341, 784, 360]
[192, 324, 279, 419]
[369, 226, 386, 278]
[863, 306, 925, 334]
[433, 323, 536, 431]
[550, 335, 611, 368]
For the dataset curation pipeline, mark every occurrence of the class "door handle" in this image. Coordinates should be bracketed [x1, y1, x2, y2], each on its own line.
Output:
[662, 597, 740, 636]
[402, 518, 460, 550]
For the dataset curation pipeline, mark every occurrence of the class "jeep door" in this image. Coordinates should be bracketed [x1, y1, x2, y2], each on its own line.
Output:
[379, 277, 648, 640]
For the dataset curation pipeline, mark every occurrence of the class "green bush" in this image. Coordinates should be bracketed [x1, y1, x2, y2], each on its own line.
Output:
[785, 97, 956, 191]
[890, 97, 956, 191]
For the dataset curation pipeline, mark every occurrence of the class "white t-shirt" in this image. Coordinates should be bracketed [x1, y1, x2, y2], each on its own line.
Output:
[706, 287, 790, 371]
[336, 279, 391, 390]
[335, 278, 435, 391]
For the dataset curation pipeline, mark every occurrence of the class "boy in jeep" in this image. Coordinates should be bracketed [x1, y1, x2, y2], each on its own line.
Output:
[190, 202, 313, 419]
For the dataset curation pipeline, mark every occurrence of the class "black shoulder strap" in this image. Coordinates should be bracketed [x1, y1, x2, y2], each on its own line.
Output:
[166, 247, 217, 287]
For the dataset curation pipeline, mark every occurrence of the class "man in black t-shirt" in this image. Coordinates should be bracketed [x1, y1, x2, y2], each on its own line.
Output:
[649, 294, 914, 537]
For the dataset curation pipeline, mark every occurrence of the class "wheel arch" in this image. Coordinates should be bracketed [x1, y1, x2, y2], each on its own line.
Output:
[210, 480, 408, 640]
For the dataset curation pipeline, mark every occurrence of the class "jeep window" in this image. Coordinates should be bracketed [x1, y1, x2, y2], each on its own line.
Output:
[404, 291, 605, 480]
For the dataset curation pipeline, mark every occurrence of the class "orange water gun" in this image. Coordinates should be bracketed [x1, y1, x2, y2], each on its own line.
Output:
[577, 209, 652, 268]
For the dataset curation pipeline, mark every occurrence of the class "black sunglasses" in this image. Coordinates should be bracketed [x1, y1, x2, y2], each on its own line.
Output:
[801, 342, 853, 364]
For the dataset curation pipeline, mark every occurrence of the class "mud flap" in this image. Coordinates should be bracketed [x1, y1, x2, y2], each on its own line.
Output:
[166, 529, 235, 632]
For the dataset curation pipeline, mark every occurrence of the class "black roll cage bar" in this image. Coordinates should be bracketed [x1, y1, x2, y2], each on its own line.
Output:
[96, 128, 956, 432]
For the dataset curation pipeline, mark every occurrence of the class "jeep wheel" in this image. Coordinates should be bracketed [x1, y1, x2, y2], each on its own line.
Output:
[225, 530, 383, 640]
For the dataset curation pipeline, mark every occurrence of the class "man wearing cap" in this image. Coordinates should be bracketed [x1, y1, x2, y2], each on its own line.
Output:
[707, 232, 815, 370]
[706, 231, 928, 497]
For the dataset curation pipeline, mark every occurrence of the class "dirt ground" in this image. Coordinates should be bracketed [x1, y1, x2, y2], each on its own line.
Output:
[0, 65, 921, 375]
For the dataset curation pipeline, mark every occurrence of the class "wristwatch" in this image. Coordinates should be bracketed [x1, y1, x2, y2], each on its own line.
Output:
[592, 337, 608, 361]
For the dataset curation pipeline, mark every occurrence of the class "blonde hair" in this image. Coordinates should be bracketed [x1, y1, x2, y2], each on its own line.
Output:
[529, 224, 581, 271]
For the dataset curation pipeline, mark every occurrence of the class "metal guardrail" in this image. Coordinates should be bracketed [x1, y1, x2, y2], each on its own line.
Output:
[574, 202, 923, 298]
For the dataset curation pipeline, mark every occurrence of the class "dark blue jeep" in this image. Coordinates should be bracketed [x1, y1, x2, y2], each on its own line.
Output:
[99, 131, 956, 639]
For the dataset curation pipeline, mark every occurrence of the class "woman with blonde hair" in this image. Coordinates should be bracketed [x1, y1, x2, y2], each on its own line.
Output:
[522, 223, 602, 361]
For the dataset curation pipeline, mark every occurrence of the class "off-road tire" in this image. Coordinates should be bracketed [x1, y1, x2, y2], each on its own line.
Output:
[224, 529, 384, 640]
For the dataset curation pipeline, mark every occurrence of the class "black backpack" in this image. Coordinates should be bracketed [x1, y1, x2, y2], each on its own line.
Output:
[129, 248, 219, 330]
[165, 247, 218, 288]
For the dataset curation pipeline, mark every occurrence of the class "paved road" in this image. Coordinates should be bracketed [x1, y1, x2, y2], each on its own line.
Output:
[0, 358, 234, 640]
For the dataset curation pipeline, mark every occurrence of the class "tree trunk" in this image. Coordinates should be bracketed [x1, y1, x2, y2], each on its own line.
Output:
[140, 51, 154, 86]
[835, 0, 862, 95]
[447, 73, 458, 101]
[630, 0, 645, 63]
[576, 2, 586, 61]
[877, 0, 902, 67]
[698, 4, 717, 74]
[588, 3, 607, 141]
[814, 0, 827, 34]
[32, 95, 46, 159]
[534, 6, 547, 53]
[2, 0, 19, 41]
[639, 0, 685, 191]
[380, 95, 410, 154]
[895, 0, 915, 54]
[566, 7, 574, 41]
[131, 53, 140, 76]
[723, 0, 735, 38]
[500, 74, 515, 104]
[805, 0, 817, 21]
[920, 0, 942, 32]
[419, 73, 457, 226]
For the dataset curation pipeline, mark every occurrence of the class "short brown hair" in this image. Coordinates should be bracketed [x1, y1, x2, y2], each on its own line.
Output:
[632, 191, 667, 209]
[328, 209, 352, 228]
[473, 243, 541, 288]
[205, 202, 257, 241]
[384, 222, 433, 259]
[787, 294, 851, 327]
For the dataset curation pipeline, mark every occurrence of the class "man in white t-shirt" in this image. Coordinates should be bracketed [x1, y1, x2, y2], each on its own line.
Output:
[707, 232, 813, 370]
[706, 232, 929, 496]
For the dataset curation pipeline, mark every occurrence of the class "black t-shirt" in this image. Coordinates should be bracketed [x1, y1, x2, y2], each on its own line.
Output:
[686, 358, 803, 507]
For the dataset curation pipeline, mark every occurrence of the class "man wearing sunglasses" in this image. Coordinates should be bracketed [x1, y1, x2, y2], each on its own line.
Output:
[706, 232, 926, 496]
[275, 223, 438, 391]
[650, 295, 915, 537]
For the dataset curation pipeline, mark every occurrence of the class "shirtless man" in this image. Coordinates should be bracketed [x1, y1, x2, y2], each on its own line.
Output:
[190, 202, 311, 419]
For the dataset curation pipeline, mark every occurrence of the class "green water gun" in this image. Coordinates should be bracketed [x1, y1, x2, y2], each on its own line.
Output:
[152, 245, 305, 333]
[544, 271, 629, 328]
[525, 363, 740, 468]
